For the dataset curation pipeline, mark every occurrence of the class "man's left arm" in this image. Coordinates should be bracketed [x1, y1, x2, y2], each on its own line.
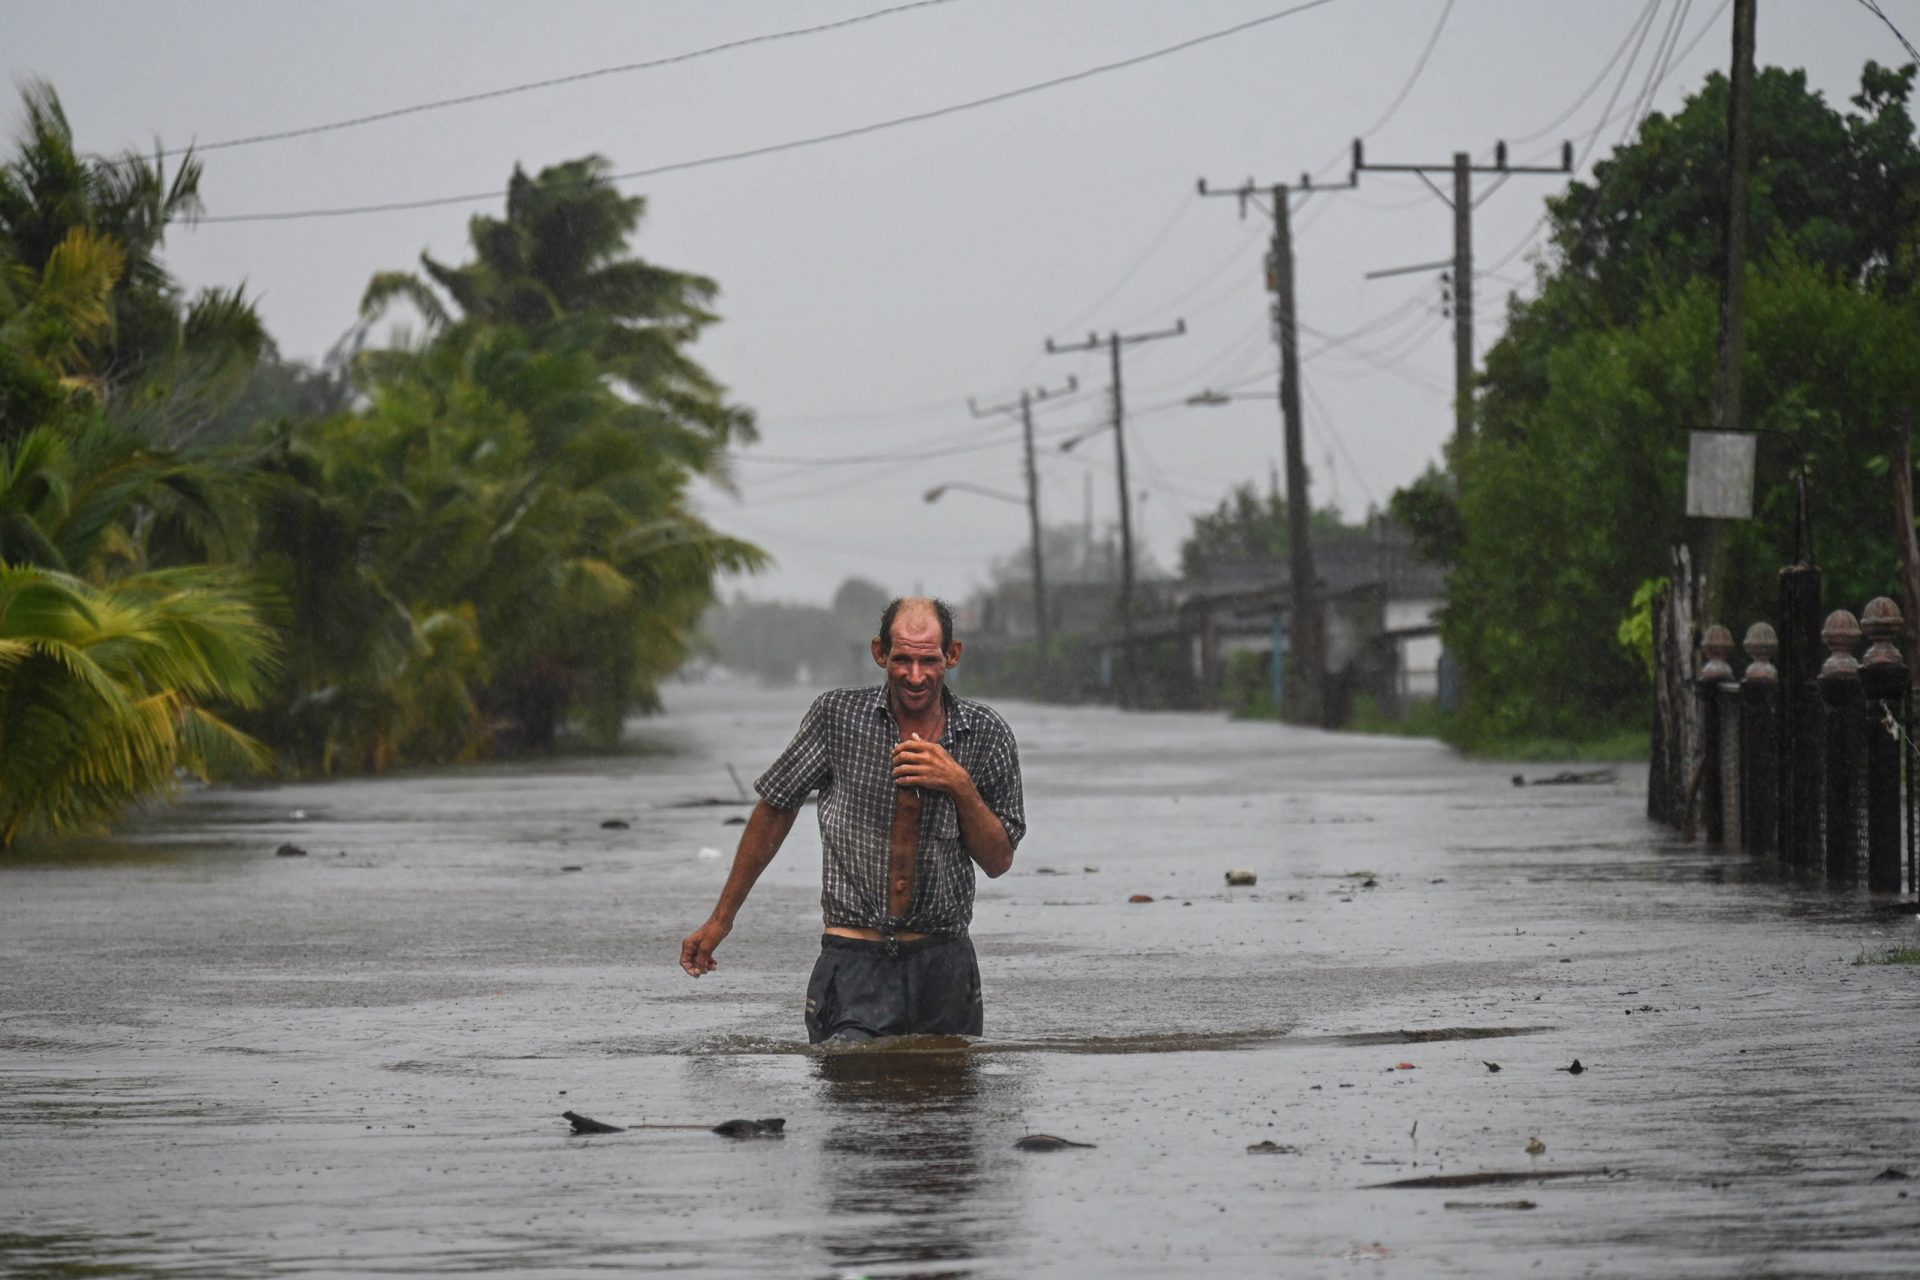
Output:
[890, 731, 1023, 878]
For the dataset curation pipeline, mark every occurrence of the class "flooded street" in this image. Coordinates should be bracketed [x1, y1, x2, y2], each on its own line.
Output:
[4, 680, 1919, 1277]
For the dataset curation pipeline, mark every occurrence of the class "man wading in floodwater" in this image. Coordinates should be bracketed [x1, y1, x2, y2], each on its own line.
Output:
[679, 597, 1025, 1042]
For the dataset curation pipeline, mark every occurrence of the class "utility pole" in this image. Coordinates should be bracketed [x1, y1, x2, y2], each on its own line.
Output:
[1197, 173, 1353, 727]
[1704, 0, 1758, 621]
[1353, 138, 1572, 451]
[969, 374, 1079, 668]
[1045, 320, 1186, 708]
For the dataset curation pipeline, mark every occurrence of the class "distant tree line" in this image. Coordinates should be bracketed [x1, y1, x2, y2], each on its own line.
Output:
[0, 83, 761, 846]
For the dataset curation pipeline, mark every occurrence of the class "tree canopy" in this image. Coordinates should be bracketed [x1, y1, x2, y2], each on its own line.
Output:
[1430, 60, 1920, 745]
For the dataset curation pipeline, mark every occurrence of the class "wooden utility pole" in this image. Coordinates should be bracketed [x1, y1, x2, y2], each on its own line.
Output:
[1197, 175, 1354, 726]
[1703, 0, 1758, 622]
[969, 375, 1079, 666]
[1045, 321, 1186, 708]
[1353, 138, 1572, 451]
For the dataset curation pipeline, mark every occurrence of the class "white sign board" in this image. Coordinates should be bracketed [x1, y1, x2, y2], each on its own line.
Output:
[1686, 430, 1756, 520]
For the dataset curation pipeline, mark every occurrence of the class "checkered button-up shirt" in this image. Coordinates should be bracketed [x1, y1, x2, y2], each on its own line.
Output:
[755, 685, 1025, 936]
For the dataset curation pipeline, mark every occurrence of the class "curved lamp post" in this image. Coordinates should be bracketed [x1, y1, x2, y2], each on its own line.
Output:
[923, 482, 1027, 506]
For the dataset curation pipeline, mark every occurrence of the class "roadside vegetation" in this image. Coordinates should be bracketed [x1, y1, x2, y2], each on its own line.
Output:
[1394, 62, 1920, 755]
[0, 84, 760, 846]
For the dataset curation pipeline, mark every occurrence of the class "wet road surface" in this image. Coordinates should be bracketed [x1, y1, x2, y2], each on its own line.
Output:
[3, 680, 1919, 1277]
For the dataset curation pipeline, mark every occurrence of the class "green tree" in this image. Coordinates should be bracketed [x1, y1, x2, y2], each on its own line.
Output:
[0, 82, 267, 431]
[0, 563, 273, 847]
[249, 158, 765, 764]
[0, 83, 278, 841]
[1178, 481, 1352, 580]
[1423, 61, 1920, 746]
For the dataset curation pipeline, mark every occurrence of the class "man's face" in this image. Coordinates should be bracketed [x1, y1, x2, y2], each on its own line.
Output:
[874, 612, 959, 717]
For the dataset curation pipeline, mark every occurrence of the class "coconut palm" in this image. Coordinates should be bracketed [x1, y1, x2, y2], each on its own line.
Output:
[0, 563, 274, 847]
[0, 81, 267, 432]
[359, 155, 755, 471]
[333, 160, 765, 753]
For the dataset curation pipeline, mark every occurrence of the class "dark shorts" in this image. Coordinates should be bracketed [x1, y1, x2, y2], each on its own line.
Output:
[804, 934, 983, 1044]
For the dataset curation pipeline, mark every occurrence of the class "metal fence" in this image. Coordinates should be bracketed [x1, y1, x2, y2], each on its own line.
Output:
[1654, 566, 1916, 894]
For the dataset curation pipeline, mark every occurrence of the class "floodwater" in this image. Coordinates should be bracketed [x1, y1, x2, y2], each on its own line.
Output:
[4, 679, 1919, 1278]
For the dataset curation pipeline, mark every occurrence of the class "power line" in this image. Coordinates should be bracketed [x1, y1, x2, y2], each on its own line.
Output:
[1300, 0, 1457, 184]
[1300, 376, 1378, 507]
[1476, 0, 1729, 280]
[134, 0, 964, 162]
[1856, 0, 1920, 63]
[1046, 194, 1196, 339]
[1349, 0, 1456, 140]
[1508, 1, 1660, 145]
[201, 0, 1345, 225]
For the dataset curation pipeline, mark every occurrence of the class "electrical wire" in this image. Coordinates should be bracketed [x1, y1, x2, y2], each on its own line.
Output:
[1349, 0, 1457, 141]
[1507, 0, 1661, 145]
[1045, 194, 1197, 339]
[1475, 0, 1729, 280]
[201, 0, 1345, 224]
[1301, 375, 1378, 506]
[128, 0, 965, 162]
[1856, 0, 1920, 63]
[1301, 0, 1457, 183]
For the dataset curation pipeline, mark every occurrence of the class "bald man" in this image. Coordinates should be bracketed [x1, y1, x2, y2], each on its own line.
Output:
[679, 596, 1026, 1042]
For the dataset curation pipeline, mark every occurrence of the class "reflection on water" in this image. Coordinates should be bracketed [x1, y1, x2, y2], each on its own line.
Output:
[813, 1044, 1025, 1280]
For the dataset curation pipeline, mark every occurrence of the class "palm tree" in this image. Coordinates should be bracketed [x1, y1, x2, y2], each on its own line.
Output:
[0, 563, 274, 847]
[339, 159, 766, 752]
[0, 81, 267, 429]
[360, 155, 755, 470]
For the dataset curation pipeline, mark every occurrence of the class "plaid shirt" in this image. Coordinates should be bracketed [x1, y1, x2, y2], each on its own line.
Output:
[755, 685, 1025, 935]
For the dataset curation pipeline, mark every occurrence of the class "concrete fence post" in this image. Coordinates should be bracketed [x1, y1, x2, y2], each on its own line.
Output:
[1858, 597, 1907, 894]
[1698, 624, 1735, 846]
[1819, 609, 1864, 883]
[1740, 622, 1779, 858]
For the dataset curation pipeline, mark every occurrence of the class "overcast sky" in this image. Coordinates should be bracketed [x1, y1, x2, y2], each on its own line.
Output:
[5, 0, 1910, 605]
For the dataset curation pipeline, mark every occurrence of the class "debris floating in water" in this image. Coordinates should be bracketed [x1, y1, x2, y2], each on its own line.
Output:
[1014, 1133, 1095, 1151]
[697, 847, 723, 860]
[1225, 869, 1256, 886]
[1512, 768, 1616, 787]
[1444, 1199, 1537, 1211]
[1128, 894, 1155, 904]
[561, 1112, 786, 1138]
[274, 843, 308, 858]
[600, 819, 630, 830]
[712, 1118, 785, 1139]
[1246, 1140, 1298, 1155]
[563, 1111, 625, 1134]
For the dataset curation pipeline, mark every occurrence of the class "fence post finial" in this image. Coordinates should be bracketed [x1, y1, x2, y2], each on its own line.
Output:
[1860, 597, 1904, 672]
[1819, 610, 1863, 681]
[1700, 624, 1735, 683]
[1741, 622, 1778, 682]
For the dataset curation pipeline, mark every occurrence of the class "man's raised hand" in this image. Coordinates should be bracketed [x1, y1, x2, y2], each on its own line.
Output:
[891, 733, 970, 794]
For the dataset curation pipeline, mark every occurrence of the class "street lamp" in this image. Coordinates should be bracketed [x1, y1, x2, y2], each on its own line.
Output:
[923, 482, 1026, 506]
[1186, 388, 1277, 406]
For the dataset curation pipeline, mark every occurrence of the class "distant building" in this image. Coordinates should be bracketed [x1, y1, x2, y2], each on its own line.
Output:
[960, 518, 1448, 721]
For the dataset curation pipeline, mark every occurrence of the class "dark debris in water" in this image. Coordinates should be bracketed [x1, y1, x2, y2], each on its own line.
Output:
[1015, 1134, 1094, 1151]
[1369, 1168, 1617, 1189]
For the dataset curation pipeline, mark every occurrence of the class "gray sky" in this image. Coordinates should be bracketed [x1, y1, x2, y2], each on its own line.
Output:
[5, 0, 1909, 604]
